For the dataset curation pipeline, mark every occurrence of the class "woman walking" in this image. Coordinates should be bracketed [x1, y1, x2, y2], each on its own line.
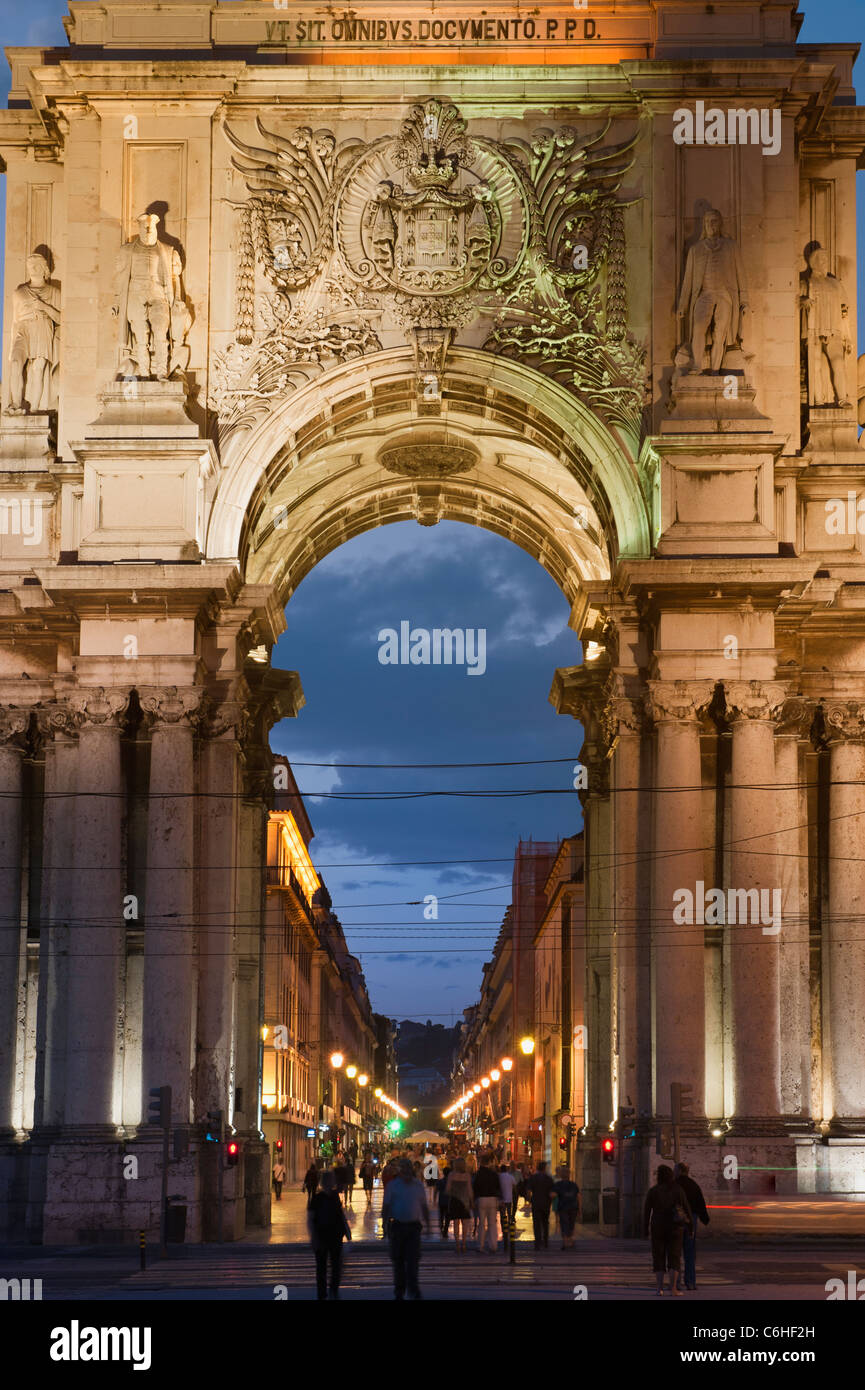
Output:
[303, 1162, 319, 1207]
[445, 1156, 474, 1253]
[308, 1170, 352, 1301]
[644, 1164, 693, 1296]
[360, 1156, 376, 1206]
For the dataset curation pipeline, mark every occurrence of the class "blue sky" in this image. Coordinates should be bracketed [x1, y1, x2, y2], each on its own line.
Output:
[1, 2, 864, 1032]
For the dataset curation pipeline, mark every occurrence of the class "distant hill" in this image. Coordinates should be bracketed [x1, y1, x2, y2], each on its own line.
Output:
[396, 1020, 460, 1072]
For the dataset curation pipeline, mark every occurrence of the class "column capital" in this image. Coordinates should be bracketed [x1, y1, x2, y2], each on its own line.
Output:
[600, 674, 647, 743]
[775, 697, 815, 740]
[821, 699, 865, 744]
[68, 686, 129, 730]
[139, 685, 205, 728]
[199, 699, 247, 743]
[645, 679, 715, 724]
[724, 680, 789, 723]
[35, 702, 81, 741]
[0, 709, 29, 746]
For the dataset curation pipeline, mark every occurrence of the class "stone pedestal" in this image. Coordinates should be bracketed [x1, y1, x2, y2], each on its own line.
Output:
[803, 406, 862, 463]
[0, 413, 54, 470]
[84, 381, 198, 439]
[664, 372, 771, 435]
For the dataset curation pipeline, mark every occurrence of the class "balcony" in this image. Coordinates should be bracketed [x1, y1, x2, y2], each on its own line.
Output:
[267, 864, 314, 926]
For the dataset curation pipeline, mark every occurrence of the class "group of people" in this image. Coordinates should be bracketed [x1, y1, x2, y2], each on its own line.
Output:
[298, 1143, 711, 1299]
[643, 1161, 710, 1295]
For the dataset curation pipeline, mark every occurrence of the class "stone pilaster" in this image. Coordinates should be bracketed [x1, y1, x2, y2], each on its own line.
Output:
[822, 700, 865, 1130]
[724, 681, 788, 1133]
[140, 686, 203, 1128]
[774, 699, 815, 1125]
[645, 680, 715, 1120]
[0, 711, 28, 1136]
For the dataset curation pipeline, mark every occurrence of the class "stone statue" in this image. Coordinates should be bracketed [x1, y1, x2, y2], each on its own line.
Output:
[6, 253, 60, 414]
[677, 209, 748, 374]
[368, 182, 398, 272]
[800, 244, 852, 408]
[113, 212, 189, 380]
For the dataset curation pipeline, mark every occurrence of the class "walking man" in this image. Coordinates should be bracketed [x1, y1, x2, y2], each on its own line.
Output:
[674, 1161, 710, 1290]
[473, 1154, 502, 1253]
[526, 1161, 555, 1249]
[382, 1158, 431, 1300]
[308, 1170, 352, 1301]
[272, 1157, 286, 1202]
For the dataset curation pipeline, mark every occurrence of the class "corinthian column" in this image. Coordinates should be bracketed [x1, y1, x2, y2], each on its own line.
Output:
[66, 688, 128, 1131]
[32, 705, 79, 1133]
[0, 712, 27, 1136]
[822, 700, 865, 1127]
[724, 681, 787, 1130]
[646, 681, 715, 1118]
[195, 699, 243, 1121]
[141, 686, 202, 1127]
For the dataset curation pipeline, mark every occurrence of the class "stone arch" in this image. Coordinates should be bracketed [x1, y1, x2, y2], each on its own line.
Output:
[205, 348, 652, 611]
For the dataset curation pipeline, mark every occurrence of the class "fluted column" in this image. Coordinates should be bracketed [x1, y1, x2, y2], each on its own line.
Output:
[646, 681, 715, 1117]
[195, 699, 243, 1120]
[141, 686, 202, 1127]
[823, 700, 865, 1127]
[65, 688, 127, 1131]
[32, 705, 79, 1133]
[0, 712, 28, 1135]
[775, 699, 813, 1121]
[725, 681, 787, 1129]
[602, 678, 650, 1116]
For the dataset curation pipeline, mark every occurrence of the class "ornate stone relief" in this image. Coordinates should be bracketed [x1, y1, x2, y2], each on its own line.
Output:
[645, 680, 715, 724]
[378, 431, 478, 479]
[723, 681, 788, 722]
[217, 102, 645, 440]
[821, 699, 865, 744]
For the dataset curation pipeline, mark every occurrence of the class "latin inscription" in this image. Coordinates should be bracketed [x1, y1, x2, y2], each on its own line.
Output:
[263, 17, 603, 44]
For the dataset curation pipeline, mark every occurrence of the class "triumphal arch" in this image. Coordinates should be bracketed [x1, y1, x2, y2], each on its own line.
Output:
[1, 0, 864, 1241]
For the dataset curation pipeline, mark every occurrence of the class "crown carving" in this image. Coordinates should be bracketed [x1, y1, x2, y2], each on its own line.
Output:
[394, 99, 474, 191]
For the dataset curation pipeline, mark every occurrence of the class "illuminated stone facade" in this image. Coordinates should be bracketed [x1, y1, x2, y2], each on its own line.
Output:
[1, 1, 864, 1240]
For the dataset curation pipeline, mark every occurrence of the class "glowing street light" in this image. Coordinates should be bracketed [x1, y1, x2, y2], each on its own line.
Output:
[481, 1077, 490, 1088]
[472, 1084, 481, 1094]
[491, 1069, 501, 1082]
[501, 1057, 513, 1071]
[346, 1064, 358, 1079]
[374, 1087, 382, 1097]
[330, 1051, 344, 1068]
[358, 1074, 368, 1087]
[520, 1036, 535, 1056]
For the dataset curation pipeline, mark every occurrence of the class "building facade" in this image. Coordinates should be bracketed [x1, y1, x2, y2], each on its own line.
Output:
[1, 0, 865, 1241]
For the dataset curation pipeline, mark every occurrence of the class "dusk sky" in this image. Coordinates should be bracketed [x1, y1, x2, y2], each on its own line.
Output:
[1, 0, 863, 1034]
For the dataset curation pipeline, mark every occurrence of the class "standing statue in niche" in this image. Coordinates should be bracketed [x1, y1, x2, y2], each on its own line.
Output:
[677, 209, 748, 374]
[113, 212, 190, 381]
[6, 253, 60, 414]
[800, 243, 852, 408]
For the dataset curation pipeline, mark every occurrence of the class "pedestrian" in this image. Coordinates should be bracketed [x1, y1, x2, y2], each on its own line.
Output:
[424, 1150, 439, 1200]
[360, 1156, 376, 1206]
[472, 1153, 502, 1253]
[644, 1164, 693, 1296]
[674, 1162, 710, 1290]
[437, 1161, 452, 1237]
[498, 1162, 517, 1241]
[333, 1155, 349, 1205]
[445, 1156, 474, 1253]
[382, 1158, 430, 1300]
[308, 1169, 352, 1301]
[552, 1165, 581, 1249]
[272, 1158, 286, 1202]
[345, 1156, 356, 1206]
[526, 1161, 554, 1249]
[519, 1163, 533, 1214]
[303, 1162, 319, 1206]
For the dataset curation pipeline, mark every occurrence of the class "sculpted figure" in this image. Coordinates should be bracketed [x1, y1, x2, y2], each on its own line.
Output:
[677, 209, 748, 374]
[800, 244, 852, 408]
[7, 253, 60, 414]
[466, 182, 493, 271]
[113, 212, 189, 380]
[368, 182, 398, 272]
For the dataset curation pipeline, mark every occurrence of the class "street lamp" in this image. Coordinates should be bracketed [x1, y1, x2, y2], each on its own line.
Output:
[358, 1074, 368, 1087]
[520, 1036, 535, 1056]
[501, 1057, 513, 1071]
[472, 1084, 481, 1094]
[330, 1051, 344, 1068]
[481, 1077, 490, 1088]
[346, 1064, 357, 1079]
[491, 1069, 501, 1082]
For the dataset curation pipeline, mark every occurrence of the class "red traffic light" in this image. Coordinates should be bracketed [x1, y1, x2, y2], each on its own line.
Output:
[226, 1139, 240, 1167]
[275, 1139, 283, 1152]
[602, 1137, 615, 1164]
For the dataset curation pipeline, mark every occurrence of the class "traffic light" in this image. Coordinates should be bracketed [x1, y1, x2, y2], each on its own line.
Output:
[148, 1085, 171, 1128]
[601, 1136, 615, 1164]
[226, 1139, 240, 1168]
[559, 1135, 568, 1150]
[205, 1109, 223, 1143]
[275, 1139, 283, 1154]
[671, 1082, 693, 1125]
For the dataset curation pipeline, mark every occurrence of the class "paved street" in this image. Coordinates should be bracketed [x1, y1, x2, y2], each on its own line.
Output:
[3, 1189, 863, 1300]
